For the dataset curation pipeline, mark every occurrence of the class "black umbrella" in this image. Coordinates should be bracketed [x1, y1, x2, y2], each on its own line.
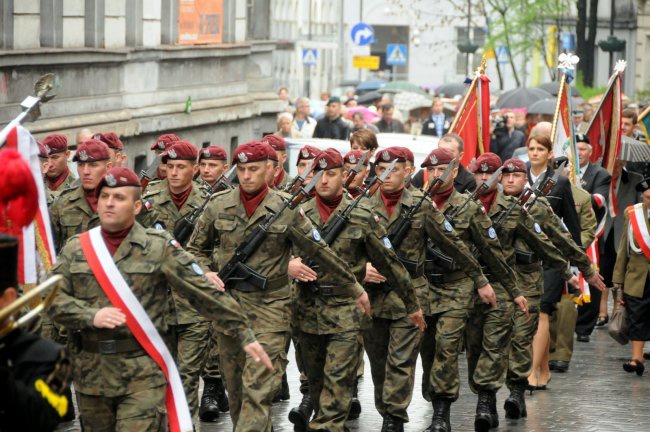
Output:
[527, 98, 557, 115]
[496, 88, 552, 109]
[356, 91, 382, 105]
[436, 82, 469, 98]
[537, 81, 582, 98]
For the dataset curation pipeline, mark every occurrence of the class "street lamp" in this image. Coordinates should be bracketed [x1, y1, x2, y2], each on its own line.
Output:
[598, 0, 625, 71]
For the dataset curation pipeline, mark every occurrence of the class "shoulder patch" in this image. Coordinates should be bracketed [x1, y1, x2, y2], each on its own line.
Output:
[443, 220, 454, 232]
[169, 239, 180, 249]
[312, 227, 321, 242]
[153, 222, 166, 230]
[144, 201, 153, 210]
[299, 207, 305, 218]
[487, 227, 497, 239]
[374, 215, 381, 223]
[383, 237, 393, 249]
[191, 262, 204, 275]
[533, 222, 542, 234]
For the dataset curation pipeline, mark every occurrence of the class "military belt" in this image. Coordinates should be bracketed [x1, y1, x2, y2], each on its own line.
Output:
[80, 337, 142, 355]
[231, 275, 287, 293]
[316, 285, 350, 296]
[427, 270, 467, 285]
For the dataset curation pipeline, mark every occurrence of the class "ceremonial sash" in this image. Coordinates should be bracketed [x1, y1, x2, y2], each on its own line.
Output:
[79, 227, 192, 432]
[628, 203, 650, 261]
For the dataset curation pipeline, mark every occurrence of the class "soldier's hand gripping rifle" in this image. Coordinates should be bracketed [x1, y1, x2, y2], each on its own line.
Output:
[343, 151, 369, 189]
[444, 166, 503, 223]
[173, 166, 238, 245]
[490, 174, 545, 236]
[218, 170, 323, 290]
[523, 161, 566, 212]
[139, 154, 163, 190]
[286, 158, 317, 194]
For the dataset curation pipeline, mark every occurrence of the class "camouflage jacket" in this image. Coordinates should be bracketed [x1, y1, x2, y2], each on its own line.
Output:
[46, 170, 77, 202]
[136, 180, 211, 325]
[48, 223, 255, 397]
[49, 186, 99, 253]
[572, 185, 597, 248]
[295, 194, 419, 334]
[186, 187, 363, 333]
[367, 188, 487, 318]
[431, 189, 519, 308]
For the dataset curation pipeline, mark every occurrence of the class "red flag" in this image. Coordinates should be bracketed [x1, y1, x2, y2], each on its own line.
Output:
[450, 74, 491, 167]
[551, 75, 579, 180]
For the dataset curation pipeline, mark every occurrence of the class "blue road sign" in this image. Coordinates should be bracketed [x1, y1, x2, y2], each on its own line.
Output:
[351, 23, 375, 46]
[562, 33, 575, 51]
[386, 44, 407, 66]
[302, 48, 318, 65]
[496, 45, 509, 65]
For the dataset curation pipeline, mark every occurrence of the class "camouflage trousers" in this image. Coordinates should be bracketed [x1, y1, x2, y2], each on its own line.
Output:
[362, 315, 421, 422]
[77, 385, 167, 431]
[202, 322, 222, 379]
[420, 309, 468, 401]
[550, 294, 578, 362]
[507, 295, 540, 387]
[465, 296, 515, 393]
[298, 330, 361, 431]
[218, 330, 290, 432]
[173, 320, 210, 418]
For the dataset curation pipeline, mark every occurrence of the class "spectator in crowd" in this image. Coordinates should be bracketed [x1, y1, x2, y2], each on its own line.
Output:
[422, 97, 451, 137]
[349, 128, 379, 183]
[623, 108, 650, 178]
[582, 103, 594, 124]
[276, 112, 293, 138]
[351, 112, 379, 134]
[344, 97, 358, 108]
[313, 97, 351, 140]
[490, 110, 526, 162]
[278, 86, 292, 111]
[291, 97, 316, 138]
[375, 104, 405, 133]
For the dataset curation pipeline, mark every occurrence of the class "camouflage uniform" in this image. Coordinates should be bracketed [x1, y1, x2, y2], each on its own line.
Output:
[49, 185, 100, 253]
[186, 187, 363, 432]
[296, 195, 418, 431]
[46, 170, 77, 204]
[365, 188, 487, 424]
[137, 179, 212, 417]
[422, 189, 516, 403]
[48, 223, 256, 431]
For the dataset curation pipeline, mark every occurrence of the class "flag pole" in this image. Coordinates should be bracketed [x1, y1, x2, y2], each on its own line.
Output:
[475, 57, 488, 154]
[449, 69, 481, 133]
[549, 72, 566, 150]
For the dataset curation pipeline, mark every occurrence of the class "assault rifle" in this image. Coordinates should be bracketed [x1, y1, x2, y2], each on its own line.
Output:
[523, 161, 566, 212]
[173, 166, 237, 245]
[219, 170, 323, 290]
[140, 154, 163, 191]
[286, 158, 317, 194]
[343, 151, 369, 189]
[444, 167, 503, 222]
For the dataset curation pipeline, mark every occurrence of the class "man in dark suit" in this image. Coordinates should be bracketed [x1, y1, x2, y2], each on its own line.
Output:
[422, 97, 451, 137]
[411, 133, 476, 192]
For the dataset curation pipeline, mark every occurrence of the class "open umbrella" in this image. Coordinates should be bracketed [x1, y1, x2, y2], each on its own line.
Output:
[357, 91, 382, 105]
[379, 81, 429, 96]
[356, 79, 387, 94]
[527, 98, 557, 116]
[436, 82, 469, 98]
[496, 87, 552, 109]
[538, 82, 582, 98]
[345, 106, 381, 124]
[393, 92, 433, 113]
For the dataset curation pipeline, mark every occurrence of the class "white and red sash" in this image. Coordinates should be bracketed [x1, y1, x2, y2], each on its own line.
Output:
[79, 227, 192, 432]
[628, 203, 650, 261]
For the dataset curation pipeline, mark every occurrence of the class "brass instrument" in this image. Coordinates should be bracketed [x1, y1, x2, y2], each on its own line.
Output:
[0, 275, 62, 338]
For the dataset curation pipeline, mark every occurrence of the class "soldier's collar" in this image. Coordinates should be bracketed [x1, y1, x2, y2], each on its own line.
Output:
[126, 222, 150, 248]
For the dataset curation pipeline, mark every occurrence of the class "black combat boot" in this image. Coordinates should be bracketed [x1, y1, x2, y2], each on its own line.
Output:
[214, 377, 229, 412]
[272, 372, 290, 403]
[288, 391, 313, 431]
[199, 378, 220, 421]
[425, 398, 452, 432]
[474, 391, 494, 432]
[348, 380, 361, 420]
[488, 391, 499, 428]
[504, 381, 527, 419]
[382, 414, 404, 432]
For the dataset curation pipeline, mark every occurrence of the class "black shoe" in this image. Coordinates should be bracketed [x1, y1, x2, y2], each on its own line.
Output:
[382, 415, 404, 432]
[288, 392, 313, 430]
[426, 398, 451, 432]
[214, 377, 229, 412]
[595, 315, 609, 327]
[474, 391, 494, 432]
[504, 382, 527, 420]
[272, 373, 290, 403]
[549, 360, 569, 373]
[623, 359, 645, 376]
[576, 334, 590, 343]
[199, 378, 221, 422]
[488, 391, 499, 428]
[548, 360, 557, 371]
[348, 398, 361, 420]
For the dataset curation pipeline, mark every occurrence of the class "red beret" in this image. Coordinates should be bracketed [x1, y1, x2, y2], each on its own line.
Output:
[472, 152, 503, 174]
[501, 158, 527, 174]
[343, 150, 369, 166]
[199, 145, 227, 161]
[93, 132, 124, 151]
[297, 145, 321, 164]
[261, 134, 287, 151]
[72, 139, 111, 162]
[262, 143, 278, 161]
[162, 141, 198, 163]
[376, 147, 407, 163]
[421, 147, 455, 168]
[41, 134, 68, 154]
[313, 148, 343, 171]
[96, 167, 140, 196]
[232, 141, 271, 164]
[398, 147, 415, 164]
[150, 133, 181, 151]
[37, 142, 48, 158]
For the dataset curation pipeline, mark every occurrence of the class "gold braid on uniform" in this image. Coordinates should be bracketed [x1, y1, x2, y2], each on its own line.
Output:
[33, 350, 73, 418]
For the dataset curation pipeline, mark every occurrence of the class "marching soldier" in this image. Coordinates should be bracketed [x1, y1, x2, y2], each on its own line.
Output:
[147, 133, 182, 183]
[48, 167, 271, 431]
[262, 134, 293, 189]
[420, 148, 510, 432]
[137, 141, 215, 419]
[42, 134, 76, 201]
[364, 147, 489, 432]
[93, 132, 126, 167]
[288, 148, 422, 432]
[186, 141, 368, 432]
[198, 145, 229, 189]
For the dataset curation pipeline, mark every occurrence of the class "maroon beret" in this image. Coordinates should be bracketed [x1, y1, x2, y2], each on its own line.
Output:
[232, 141, 271, 164]
[398, 147, 415, 164]
[313, 148, 344, 171]
[472, 152, 503, 174]
[421, 148, 455, 168]
[150, 133, 181, 151]
[376, 147, 407, 163]
[261, 134, 287, 151]
[262, 143, 278, 161]
[343, 150, 369, 166]
[72, 139, 111, 162]
[41, 134, 68, 154]
[37, 142, 48, 159]
[297, 145, 321, 164]
[97, 167, 140, 196]
[199, 145, 227, 161]
[93, 132, 124, 151]
[162, 141, 198, 163]
[501, 158, 527, 174]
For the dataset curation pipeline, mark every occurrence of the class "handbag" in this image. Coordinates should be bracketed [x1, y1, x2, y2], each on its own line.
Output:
[608, 304, 629, 345]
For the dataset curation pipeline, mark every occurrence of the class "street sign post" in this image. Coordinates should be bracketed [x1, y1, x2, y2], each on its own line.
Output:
[386, 44, 407, 66]
[302, 48, 318, 66]
[353, 56, 380, 70]
[351, 23, 375, 46]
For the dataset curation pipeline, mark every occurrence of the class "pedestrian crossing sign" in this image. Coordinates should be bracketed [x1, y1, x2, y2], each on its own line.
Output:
[302, 48, 318, 66]
[386, 44, 407, 66]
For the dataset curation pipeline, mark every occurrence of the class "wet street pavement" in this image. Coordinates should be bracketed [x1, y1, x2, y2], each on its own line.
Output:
[60, 324, 650, 431]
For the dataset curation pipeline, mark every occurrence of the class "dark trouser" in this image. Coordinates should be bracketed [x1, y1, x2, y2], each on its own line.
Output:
[507, 296, 541, 387]
[576, 284, 601, 336]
